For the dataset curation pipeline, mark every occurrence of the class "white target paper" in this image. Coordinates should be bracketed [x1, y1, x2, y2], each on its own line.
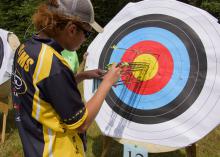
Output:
[84, 0, 220, 150]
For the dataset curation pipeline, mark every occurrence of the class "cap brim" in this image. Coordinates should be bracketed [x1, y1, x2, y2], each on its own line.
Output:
[90, 21, 104, 33]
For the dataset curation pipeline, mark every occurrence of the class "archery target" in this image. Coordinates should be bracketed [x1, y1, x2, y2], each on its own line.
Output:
[99, 14, 207, 124]
[84, 0, 220, 149]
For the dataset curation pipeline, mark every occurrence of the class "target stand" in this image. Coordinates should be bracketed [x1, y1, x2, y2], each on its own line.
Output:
[0, 97, 9, 144]
[0, 30, 20, 143]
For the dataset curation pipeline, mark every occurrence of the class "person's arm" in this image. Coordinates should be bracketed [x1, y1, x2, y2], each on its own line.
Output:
[74, 69, 104, 83]
[74, 52, 103, 83]
[77, 64, 121, 132]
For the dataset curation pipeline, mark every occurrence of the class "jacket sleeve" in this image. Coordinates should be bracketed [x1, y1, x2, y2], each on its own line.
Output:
[38, 68, 87, 130]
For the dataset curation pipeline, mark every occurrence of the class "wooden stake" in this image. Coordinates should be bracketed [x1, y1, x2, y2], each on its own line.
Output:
[101, 136, 113, 157]
[0, 101, 9, 143]
[186, 143, 197, 157]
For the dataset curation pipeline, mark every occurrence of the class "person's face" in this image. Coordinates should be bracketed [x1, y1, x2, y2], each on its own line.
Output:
[63, 22, 92, 51]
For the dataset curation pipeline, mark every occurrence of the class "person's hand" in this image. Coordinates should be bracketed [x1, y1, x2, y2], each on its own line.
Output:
[84, 69, 105, 79]
[103, 63, 121, 85]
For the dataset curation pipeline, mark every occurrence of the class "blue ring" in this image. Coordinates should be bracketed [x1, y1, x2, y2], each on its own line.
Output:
[109, 27, 190, 110]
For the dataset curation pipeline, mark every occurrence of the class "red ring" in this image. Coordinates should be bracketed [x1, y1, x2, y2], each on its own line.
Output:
[121, 41, 174, 95]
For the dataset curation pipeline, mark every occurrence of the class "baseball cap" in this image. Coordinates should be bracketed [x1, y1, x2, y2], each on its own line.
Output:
[48, 0, 104, 33]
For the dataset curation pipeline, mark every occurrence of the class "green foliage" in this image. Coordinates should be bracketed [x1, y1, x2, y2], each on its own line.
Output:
[201, 2, 220, 20]
[182, 0, 220, 20]
[0, 0, 44, 42]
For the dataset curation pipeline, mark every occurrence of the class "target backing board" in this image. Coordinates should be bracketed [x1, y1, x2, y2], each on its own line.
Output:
[0, 29, 14, 85]
[84, 0, 220, 150]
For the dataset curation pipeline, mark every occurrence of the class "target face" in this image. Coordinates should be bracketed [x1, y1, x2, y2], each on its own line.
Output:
[99, 14, 207, 124]
[84, 0, 220, 150]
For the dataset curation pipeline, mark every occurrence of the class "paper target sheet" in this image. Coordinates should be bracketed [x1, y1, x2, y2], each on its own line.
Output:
[84, 0, 220, 150]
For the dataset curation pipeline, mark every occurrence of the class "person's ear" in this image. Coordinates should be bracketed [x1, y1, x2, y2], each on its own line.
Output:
[67, 23, 77, 36]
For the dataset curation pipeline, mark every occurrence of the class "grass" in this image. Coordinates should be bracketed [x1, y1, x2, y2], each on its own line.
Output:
[0, 84, 220, 157]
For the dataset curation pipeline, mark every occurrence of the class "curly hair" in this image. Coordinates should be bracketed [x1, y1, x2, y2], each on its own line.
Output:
[32, 2, 82, 38]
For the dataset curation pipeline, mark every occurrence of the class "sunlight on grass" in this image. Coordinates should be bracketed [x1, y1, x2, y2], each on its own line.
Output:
[0, 128, 23, 157]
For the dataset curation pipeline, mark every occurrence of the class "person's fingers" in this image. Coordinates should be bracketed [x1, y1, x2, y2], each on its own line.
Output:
[111, 63, 117, 68]
[92, 69, 104, 78]
[97, 69, 106, 75]
[113, 64, 122, 73]
[115, 68, 121, 76]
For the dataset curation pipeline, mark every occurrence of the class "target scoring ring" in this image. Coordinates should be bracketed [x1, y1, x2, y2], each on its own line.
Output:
[132, 54, 159, 81]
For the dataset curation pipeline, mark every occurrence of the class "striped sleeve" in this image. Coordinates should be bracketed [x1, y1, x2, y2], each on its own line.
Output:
[38, 68, 87, 129]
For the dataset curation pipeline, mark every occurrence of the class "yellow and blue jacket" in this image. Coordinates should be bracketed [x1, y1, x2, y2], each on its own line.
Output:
[11, 36, 88, 157]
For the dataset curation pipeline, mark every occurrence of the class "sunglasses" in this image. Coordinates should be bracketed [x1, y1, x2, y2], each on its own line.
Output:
[75, 23, 92, 38]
